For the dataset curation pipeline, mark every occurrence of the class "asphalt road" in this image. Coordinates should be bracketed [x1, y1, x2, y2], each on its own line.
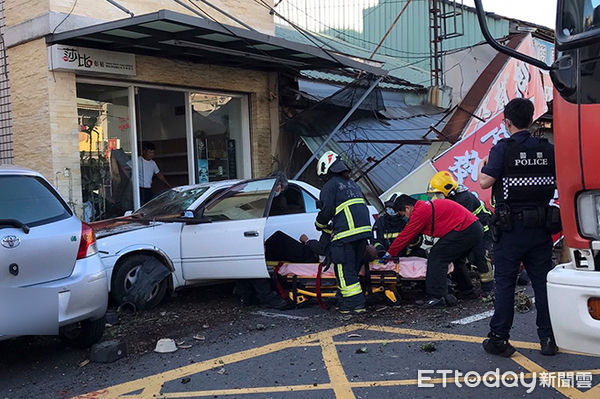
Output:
[1, 286, 599, 399]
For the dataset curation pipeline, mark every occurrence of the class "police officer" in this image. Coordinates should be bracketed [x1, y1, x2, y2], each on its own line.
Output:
[478, 98, 558, 357]
[427, 171, 494, 298]
[372, 192, 426, 258]
[315, 151, 372, 314]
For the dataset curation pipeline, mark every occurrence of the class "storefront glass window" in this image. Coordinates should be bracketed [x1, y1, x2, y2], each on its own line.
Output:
[76, 83, 133, 221]
[190, 94, 246, 183]
[136, 88, 188, 205]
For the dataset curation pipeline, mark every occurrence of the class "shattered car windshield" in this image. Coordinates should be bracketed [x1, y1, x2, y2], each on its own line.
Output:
[136, 187, 209, 218]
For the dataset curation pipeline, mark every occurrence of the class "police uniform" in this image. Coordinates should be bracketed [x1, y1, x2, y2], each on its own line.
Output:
[482, 130, 556, 341]
[448, 189, 494, 293]
[315, 170, 372, 311]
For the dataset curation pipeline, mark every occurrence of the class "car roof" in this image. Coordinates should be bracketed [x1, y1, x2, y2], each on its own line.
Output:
[0, 164, 44, 177]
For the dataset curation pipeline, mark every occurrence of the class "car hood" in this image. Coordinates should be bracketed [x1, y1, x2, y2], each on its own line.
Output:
[91, 217, 154, 238]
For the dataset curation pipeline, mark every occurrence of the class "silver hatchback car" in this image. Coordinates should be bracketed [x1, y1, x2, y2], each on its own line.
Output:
[0, 165, 107, 347]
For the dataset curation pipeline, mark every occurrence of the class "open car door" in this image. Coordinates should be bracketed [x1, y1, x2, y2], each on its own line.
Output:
[180, 177, 282, 280]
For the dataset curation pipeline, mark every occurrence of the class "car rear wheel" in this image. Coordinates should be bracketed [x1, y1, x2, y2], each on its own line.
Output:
[111, 254, 169, 310]
[59, 316, 106, 348]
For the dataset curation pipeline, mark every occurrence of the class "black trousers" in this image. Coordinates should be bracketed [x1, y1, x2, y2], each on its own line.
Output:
[490, 221, 553, 340]
[426, 222, 484, 298]
[264, 231, 318, 263]
[330, 239, 367, 308]
[140, 187, 154, 205]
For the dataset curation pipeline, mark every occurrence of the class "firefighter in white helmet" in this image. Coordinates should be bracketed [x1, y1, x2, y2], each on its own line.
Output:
[315, 151, 372, 314]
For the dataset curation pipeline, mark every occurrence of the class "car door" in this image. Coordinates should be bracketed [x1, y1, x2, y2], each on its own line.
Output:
[264, 183, 320, 241]
[180, 178, 280, 280]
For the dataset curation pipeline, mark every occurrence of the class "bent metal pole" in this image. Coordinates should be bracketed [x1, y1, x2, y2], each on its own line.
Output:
[293, 75, 385, 180]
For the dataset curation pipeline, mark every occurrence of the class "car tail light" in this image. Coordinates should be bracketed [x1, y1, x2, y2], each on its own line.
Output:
[589, 298, 600, 320]
[77, 222, 98, 260]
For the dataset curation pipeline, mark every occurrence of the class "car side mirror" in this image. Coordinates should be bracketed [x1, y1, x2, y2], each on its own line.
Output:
[183, 210, 195, 218]
[124, 210, 133, 216]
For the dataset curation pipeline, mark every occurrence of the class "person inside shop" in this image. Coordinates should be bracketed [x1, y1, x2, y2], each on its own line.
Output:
[138, 141, 171, 205]
[384, 194, 484, 308]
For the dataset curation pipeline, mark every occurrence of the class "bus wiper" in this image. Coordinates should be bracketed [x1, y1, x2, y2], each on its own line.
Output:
[0, 219, 31, 234]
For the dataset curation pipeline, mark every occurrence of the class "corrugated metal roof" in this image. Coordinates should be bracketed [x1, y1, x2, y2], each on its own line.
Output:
[297, 107, 446, 193]
[275, 24, 430, 87]
[299, 70, 417, 91]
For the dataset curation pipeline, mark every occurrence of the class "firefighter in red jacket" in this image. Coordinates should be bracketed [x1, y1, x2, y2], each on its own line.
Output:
[385, 195, 484, 308]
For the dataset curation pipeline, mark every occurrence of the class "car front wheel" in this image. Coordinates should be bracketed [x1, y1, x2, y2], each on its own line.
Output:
[111, 254, 169, 310]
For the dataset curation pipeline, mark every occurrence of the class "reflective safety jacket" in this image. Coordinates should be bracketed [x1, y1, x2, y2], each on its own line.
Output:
[492, 135, 556, 209]
[372, 213, 406, 255]
[450, 189, 492, 232]
[315, 175, 372, 243]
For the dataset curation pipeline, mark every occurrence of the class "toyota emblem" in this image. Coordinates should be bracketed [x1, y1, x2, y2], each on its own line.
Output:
[1, 235, 21, 248]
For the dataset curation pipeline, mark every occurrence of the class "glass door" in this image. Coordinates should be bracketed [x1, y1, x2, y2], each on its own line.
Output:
[136, 88, 189, 205]
[76, 83, 133, 221]
[189, 93, 249, 183]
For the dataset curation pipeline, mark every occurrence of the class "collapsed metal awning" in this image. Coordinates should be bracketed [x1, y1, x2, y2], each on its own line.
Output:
[46, 9, 387, 75]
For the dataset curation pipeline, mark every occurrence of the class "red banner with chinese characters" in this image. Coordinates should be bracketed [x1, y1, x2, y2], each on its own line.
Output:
[433, 113, 508, 208]
[461, 35, 547, 139]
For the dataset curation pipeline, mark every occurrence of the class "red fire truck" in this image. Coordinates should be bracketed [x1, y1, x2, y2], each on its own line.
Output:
[474, 0, 600, 355]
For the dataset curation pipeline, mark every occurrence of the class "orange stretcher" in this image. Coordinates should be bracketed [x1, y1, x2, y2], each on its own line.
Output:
[268, 258, 454, 307]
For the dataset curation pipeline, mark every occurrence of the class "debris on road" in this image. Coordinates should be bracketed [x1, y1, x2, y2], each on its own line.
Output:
[355, 346, 368, 354]
[347, 334, 362, 338]
[202, 324, 210, 329]
[181, 377, 191, 384]
[90, 340, 128, 363]
[420, 343, 437, 353]
[178, 344, 192, 349]
[78, 359, 90, 368]
[217, 368, 227, 375]
[154, 338, 178, 353]
[515, 290, 533, 313]
[255, 323, 266, 331]
[193, 335, 206, 341]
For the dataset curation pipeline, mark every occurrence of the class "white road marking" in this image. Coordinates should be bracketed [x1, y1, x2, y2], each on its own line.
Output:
[451, 297, 535, 325]
[451, 310, 495, 325]
[252, 311, 309, 320]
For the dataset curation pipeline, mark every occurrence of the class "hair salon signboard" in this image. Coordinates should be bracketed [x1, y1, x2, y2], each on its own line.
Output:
[48, 45, 136, 76]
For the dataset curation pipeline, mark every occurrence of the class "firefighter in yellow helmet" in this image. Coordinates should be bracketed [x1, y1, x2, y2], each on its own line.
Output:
[315, 151, 372, 314]
[428, 171, 495, 299]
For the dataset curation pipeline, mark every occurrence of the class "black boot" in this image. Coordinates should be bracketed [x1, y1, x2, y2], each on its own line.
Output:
[483, 332, 516, 357]
[540, 337, 558, 356]
[416, 296, 447, 309]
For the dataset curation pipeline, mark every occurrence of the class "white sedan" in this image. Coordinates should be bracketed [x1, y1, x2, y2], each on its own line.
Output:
[92, 176, 378, 309]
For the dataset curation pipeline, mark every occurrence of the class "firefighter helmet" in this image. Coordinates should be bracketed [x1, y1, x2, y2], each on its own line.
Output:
[427, 171, 458, 197]
[317, 151, 341, 176]
[384, 192, 404, 208]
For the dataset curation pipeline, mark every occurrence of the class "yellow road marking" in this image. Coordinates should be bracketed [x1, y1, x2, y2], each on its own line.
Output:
[78, 324, 359, 398]
[74, 323, 600, 399]
[159, 383, 333, 397]
[321, 335, 355, 399]
[510, 352, 597, 399]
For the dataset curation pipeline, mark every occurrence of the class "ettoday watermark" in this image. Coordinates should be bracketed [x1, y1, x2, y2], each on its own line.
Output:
[417, 369, 593, 392]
